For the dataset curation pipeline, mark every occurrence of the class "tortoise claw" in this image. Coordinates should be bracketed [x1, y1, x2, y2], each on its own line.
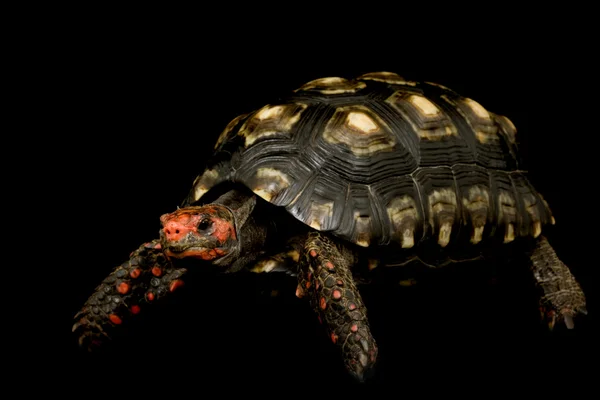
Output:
[348, 349, 377, 383]
[563, 314, 574, 330]
[540, 304, 586, 331]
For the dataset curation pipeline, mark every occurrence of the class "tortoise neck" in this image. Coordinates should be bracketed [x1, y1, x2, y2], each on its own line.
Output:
[212, 189, 270, 272]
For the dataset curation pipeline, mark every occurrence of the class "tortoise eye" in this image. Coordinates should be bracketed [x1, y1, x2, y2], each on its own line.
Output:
[198, 218, 212, 231]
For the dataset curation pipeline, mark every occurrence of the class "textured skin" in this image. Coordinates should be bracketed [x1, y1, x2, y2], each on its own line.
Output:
[296, 232, 377, 381]
[530, 236, 587, 329]
[73, 239, 187, 349]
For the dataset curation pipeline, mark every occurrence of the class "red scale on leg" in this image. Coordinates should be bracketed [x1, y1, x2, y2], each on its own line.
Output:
[331, 332, 338, 344]
[130, 305, 141, 315]
[320, 297, 327, 310]
[152, 266, 162, 277]
[333, 289, 342, 300]
[295, 284, 305, 298]
[325, 261, 334, 270]
[117, 282, 130, 294]
[130, 268, 141, 279]
[169, 279, 184, 292]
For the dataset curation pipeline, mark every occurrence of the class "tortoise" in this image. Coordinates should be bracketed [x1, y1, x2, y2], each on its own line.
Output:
[72, 71, 587, 382]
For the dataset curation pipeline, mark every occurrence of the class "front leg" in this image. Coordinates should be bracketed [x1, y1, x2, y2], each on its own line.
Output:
[295, 232, 378, 382]
[529, 236, 587, 330]
[72, 239, 188, 349]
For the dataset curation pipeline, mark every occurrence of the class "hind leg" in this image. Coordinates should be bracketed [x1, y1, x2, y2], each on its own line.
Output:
[529, 236, 587, 330]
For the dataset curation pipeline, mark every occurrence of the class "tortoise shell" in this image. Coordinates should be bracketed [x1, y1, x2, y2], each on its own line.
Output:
[183, 71, 553, 249]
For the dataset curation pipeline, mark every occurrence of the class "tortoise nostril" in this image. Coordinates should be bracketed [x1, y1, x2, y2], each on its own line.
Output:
[165, 229, 170, 234]
[175, 229, 180, 234]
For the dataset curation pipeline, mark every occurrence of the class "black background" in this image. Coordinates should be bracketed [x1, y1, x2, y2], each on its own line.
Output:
[21, 9, 598, 396]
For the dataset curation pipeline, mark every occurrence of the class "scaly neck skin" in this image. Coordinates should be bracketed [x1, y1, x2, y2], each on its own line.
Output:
[213, 190, 271, 273]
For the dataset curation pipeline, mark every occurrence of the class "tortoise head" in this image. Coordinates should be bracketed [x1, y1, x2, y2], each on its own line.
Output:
[159, 189, 259, 270]
[160, 205, 237, 262]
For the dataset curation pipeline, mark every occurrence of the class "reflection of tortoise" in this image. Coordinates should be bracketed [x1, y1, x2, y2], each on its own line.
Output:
[73, 71, 587, 381]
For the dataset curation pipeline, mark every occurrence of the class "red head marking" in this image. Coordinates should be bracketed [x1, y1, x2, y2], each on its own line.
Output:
[161, 206, 236, 260]
[162, 212, 201, 241]
[210, 216, 236, 243]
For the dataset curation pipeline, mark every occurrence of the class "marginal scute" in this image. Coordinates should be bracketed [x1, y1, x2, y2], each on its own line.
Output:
[386, 91, 457, 140]
[192, 168, 220, 202]
[428, 189, 457, 247]
[461, 186, 491, 244]
[498, 191, 517, 243]
[540, 196, 555, 225]
[353, 212, 372, 247]
[251, 168, 291, 202]
[295, 76, 366, 94]
[387, 196, 418, 248]
[238, 103, 307, 147]
[523, 193, 542, 238]
[357, 71, 410, 85]
[307, 201, 334, 230]
[323, 105, 396, 155]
